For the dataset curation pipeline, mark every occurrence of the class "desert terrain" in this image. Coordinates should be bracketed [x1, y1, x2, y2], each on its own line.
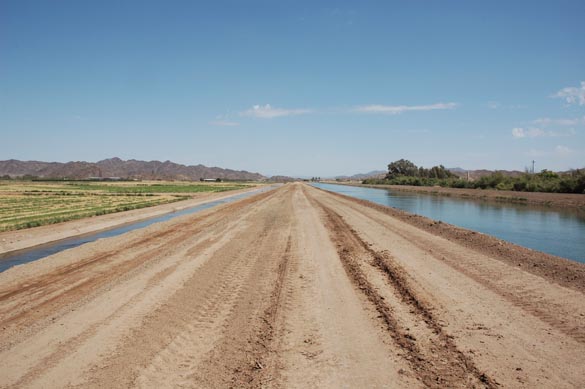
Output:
[0, 183, 584, 388]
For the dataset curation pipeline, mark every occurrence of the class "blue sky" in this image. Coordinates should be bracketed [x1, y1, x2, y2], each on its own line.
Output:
[1, 1, 584, 177]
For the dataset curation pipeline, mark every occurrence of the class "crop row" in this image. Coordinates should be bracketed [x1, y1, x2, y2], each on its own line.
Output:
[0, 195, 175, 216]
[64, 183, 248, 193]
[0, 194, 182, 231]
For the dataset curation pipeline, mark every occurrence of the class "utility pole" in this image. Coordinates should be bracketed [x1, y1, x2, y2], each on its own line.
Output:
[532, 160, 535, 174]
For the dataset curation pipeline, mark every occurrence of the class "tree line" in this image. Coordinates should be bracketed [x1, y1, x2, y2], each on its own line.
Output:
[363, 159, 585, 194]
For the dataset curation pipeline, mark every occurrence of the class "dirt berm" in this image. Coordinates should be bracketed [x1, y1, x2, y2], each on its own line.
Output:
[338, 182, 585, 210]
[0, 183, 583, 388]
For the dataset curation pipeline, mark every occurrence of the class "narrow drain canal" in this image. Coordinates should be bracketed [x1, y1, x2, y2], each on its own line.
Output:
[314, 183, 585, 263]
[0, 186, 276, 273]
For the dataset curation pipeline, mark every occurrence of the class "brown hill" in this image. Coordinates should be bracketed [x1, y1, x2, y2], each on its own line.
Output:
[448, 168, 524, 180]
[267, 175, 300, 183]
[0, 158, 265, 181]
[334, 170, 386, 181]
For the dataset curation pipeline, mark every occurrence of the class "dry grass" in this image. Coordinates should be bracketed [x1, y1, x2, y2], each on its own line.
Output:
[0, 180, 253, 231]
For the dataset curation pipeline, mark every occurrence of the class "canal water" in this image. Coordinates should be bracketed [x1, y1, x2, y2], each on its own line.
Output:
[0, 186, 276, 273]
[313, 183, 585, 263]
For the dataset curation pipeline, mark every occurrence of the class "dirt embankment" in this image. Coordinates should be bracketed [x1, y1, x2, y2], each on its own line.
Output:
[0, 185, 266, 255]
[0, 183, 583, 388]
[331, 182, 585, 210]
[317, 187, 585, 294]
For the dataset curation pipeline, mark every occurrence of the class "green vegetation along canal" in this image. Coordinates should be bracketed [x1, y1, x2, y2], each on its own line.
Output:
[314, 183, 585, 263]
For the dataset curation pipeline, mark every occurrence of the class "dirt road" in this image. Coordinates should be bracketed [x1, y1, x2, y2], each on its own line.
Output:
[1, 183, 583, 388]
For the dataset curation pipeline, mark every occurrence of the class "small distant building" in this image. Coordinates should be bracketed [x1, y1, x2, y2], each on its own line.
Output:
[200, 178, 222, 182]
[87, 177, 123, 181]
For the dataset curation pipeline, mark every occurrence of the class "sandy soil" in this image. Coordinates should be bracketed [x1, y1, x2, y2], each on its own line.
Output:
[333, 182, 585, 210]
[0, 186, 264, 255]
[0, 183, 583, 388]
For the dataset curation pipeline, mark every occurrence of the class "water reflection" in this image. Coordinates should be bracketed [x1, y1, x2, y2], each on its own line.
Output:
[314, 183, 585, 263]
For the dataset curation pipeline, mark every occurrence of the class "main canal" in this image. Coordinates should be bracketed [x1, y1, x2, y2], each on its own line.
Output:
[313, 183, 585, 263]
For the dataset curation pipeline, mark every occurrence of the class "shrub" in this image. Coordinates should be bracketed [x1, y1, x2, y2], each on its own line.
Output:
[363, 164, 585, 194]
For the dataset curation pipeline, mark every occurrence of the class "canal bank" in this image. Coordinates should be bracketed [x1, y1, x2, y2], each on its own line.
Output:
[327, 181, 585, 210]
[314, 183, 585, 264]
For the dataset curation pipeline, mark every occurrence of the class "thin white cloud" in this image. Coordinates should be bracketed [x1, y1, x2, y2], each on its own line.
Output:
[555, 145, 573, 156]
[354, 102, 458, 114]
[558, 128, 577, 136]
[553, 81, 585, 106]
[485, 102, 528, 110]
[484, 102, 528, 110]
[512, 127, 545, 138]
[533, 117, 584, 126]
[512, 127, 576, 138]
[526, 145, 574, 158]
[209, 120, 240, 127]
[240, 104, 312, 119]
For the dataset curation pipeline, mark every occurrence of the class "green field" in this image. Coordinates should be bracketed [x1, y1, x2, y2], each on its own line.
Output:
[64, 182, 248, 194]
[0, 181, 253, 231]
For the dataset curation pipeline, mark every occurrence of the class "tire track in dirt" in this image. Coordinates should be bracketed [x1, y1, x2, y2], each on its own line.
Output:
[317, 187, 585, 293]
[134, 233, 278, 388]
[133, 209, 293, 388]
[309, 185, 585, 387]
[10, 220, 253, 388]
[0, 189, 277, 347]
[0, 188, 275, 304]
[0, 189, 281, 387]
[72, 186, 295, 388]
[2, 183, 583, 388]
[318, 192, 585, 344]
[246, 235, 293, 388]
[185, 191, 295, 388]
[307, 191, 497, 388]
[270, 187, 419, 388]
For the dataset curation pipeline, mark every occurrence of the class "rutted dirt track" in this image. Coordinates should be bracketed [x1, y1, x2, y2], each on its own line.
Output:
[0, 183, 584, 388]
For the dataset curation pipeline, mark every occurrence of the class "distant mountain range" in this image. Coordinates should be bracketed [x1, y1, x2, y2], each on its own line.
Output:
[0, 158, 265, 181]
[447, 168, 524, 180]
[333, 170, 386, 180]
[331, 168, 531, 182]
[267, 175, 299, 183]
